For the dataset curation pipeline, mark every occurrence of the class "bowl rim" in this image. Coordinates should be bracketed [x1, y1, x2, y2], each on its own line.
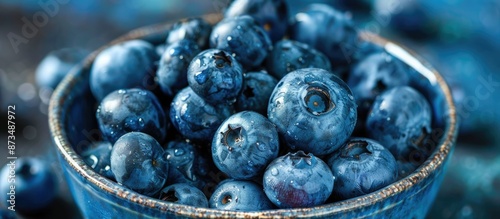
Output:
[48, 14, 458, 218]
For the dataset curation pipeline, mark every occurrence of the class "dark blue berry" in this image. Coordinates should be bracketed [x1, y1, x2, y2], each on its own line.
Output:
[187, 49, 243, 105]
[327, 137, 398, 200]
[224, 0, 289, 42]
[0, 158, 58, 212]
[166, 17, 212, 49]
[81, 141, 115, 180]
[169, 87, 232, 142]
[235, 71, 278, 114]
[164, 140, 211, 190]
[212, 111, 279, 179]
[263, 151, 334, 208]
[210, 15, 272, 70]
[110, 132, 168, 196]
[157, 39, 200, 97]
[289, 4, 359, 65]
[90, 40, 159, 101]
[159, 183, 208, 207]
[266, 39, 332, 79]
[366, 86, 432, 177]
[96, 88, 168, 144]
[209, 179, 274, 211]
[347, 51, 410, 118]
[268, 68, 357, 155]
[35, 47, 88, 90]
[374, 0, 436, 40]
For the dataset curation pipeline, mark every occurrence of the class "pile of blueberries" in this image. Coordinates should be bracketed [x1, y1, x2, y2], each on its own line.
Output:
[82, 0, 434, 210]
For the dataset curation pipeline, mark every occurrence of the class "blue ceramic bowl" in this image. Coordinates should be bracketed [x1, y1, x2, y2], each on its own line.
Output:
[49, 15, 457, 218]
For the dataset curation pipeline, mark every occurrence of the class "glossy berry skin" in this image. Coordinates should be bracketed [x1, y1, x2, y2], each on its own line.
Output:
[0, 158, 58, 212]
[210, 15, 272, 70]
[268, 68, 357, 155]
[170, 87, 232, 142]
[266, 39, 332, 79]
[110, 132, 169, 196]
[224, 0, 289, 42]
[90, 40, 159, 101]
[327, 138, 398, 200]
[289, 4, 358, 65]
[81, 141, 115, 180]
[187, 49, 244, 105]
[263, 151, 334, 208]
[96, 88, 167, 144]
[347, 51, 410, 118]
[166, 17, 212, 49]
[164, 140, 211, 189]
[209, 179, 274, 211]
[366, 86, 432, 176]
[159, 183, 208, 207]
[212, 111, 279, 180]
[35, 47, 88, 90]
[235, 71, 278, 115]
[157, 39, 200, 97]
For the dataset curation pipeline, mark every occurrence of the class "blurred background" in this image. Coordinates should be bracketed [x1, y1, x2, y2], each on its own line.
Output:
[0, 0, 499, 218]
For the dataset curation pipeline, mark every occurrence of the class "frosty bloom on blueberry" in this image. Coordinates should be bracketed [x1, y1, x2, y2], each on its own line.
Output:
[366, 86, 432, 177]
[210, 179, 274, 211]
[187, 49, 244, 105]
[90, 40, 158, 101]
[110, 132, 169, 196]
[212, 111, 279, 180]
[268, 68, 357, 155]
[210, 15, 272, 70]
[263, 151, 334, 208]
[169, 87, 232, 142]
[96, 88, 168, 144]
[327, 138, 398, 200]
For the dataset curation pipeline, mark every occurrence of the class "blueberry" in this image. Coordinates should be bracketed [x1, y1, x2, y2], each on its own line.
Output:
[169, 87, 232, 142]
[365, 86, 432, 177]
[326, 137, 398, 200]
[166, 17, 212, 49]
[110, 132, 169, 196]
[156, 39, 200, 97]
[347, 51, 410, 119]
[289, 4, 359, 65]
[81, 141, 115, 180]
[159, 183, 208, 207]
[96, 88, 168, 144]
[210, 15, 272, 70]
[164, 140, 210, 189]
[212, 111, 279, 179]
[187, 49, 244, 105]
[374, 0, 436, 40]
[266, 39, 332, 79]
[0, 158, 58, 212]
[235, 71, 278, 114]
[90, 40, 159, 101]
[268, 68, 357, 155]
[35, 47, 88, 90]
[263, 151, 334, 208]
[224, 0, 289, 42]
[209, 179, 274, 211]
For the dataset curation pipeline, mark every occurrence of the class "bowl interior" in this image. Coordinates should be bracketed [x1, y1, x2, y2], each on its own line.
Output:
[49, 16, 457, 218]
